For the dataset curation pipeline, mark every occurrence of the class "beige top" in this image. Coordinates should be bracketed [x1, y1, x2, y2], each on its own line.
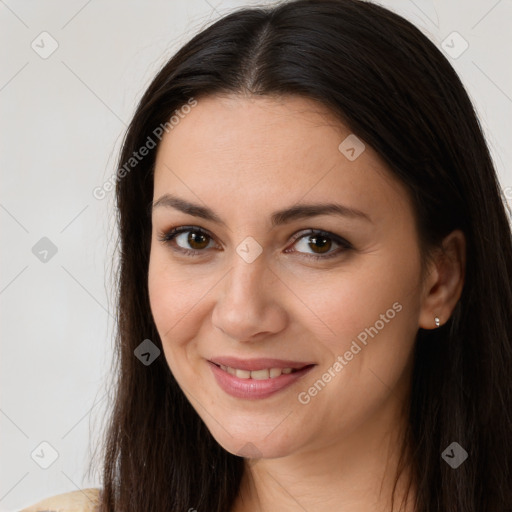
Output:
[20, 488, 101, 512]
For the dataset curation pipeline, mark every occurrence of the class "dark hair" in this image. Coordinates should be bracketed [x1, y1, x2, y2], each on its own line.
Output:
[88, 0, 512, 510]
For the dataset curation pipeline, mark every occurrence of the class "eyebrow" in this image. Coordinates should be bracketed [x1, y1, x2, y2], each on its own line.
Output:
[151, 193, 372, 227]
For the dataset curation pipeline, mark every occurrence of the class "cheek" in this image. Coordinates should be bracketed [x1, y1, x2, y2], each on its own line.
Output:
[147, 249, 201, 352]
[291, 259, 420, 436]
[148, 244, 205, 325]
[148, 254, 177, 336]
[147, 247, 221, 380]
[305, 242, 422, 389]
[309, 254, 418, 344]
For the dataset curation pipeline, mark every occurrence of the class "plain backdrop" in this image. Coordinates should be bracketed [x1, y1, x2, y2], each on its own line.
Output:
[1, 0, 511, 510]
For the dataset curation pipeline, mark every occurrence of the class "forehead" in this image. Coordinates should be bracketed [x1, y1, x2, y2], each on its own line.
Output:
[156, 94, 353, 173]
[152, 94, 410, 223]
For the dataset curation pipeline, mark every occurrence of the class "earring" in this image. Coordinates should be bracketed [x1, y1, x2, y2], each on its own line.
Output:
[434, 316, 440, 328]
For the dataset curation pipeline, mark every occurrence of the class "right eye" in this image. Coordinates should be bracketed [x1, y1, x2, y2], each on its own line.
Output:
[157, 226, 219, 256]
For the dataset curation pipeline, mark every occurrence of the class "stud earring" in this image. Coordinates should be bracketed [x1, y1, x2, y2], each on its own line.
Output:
[434, 316, 440, 328]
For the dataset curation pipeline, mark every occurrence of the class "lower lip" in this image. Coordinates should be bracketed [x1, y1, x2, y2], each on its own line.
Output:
[208, 361, 315, 399]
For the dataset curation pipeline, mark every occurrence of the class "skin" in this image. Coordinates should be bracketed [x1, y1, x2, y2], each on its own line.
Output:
[148, 94, 466, 511]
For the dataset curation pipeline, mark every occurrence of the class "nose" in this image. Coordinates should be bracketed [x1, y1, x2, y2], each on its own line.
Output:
[211, 251, 288, 343]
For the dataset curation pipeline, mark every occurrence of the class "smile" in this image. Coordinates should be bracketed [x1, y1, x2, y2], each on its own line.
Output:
[217, 365, 296, 379]
[207, 358, 316, 399]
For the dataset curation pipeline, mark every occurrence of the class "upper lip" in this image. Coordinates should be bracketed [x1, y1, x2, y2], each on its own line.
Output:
[209, 356, 315, 371]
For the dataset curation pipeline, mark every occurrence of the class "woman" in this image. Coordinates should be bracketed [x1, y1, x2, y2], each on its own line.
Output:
[22, 0, 512, 510]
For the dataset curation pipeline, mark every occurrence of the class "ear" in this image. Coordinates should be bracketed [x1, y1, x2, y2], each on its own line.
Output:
[418, 229, 466, 329]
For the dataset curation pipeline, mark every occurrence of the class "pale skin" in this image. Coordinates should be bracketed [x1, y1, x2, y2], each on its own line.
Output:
[148, 94, 466, 511]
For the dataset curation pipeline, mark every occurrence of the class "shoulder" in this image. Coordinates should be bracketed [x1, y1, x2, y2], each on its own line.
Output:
[19, 488, 101, 512]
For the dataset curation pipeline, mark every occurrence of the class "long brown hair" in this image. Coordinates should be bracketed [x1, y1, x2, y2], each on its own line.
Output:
[87, 1, 512, 510]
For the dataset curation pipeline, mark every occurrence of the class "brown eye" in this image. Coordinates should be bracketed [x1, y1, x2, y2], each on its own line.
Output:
[158, 226, 217, 254]
[186, 231, 210, 250]
[158, 226, 351, 260]
[288, 229, 352, 260]
[306, 234, 332, 254]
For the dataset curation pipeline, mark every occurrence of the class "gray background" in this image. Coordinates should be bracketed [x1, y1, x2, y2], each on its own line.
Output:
[1, 0, 511, 510]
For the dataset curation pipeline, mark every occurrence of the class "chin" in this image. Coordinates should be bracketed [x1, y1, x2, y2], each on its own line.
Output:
[199, 411, 304, 460]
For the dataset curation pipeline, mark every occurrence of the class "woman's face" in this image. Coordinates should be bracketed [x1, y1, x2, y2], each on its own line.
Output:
[148, 94, 426, 459]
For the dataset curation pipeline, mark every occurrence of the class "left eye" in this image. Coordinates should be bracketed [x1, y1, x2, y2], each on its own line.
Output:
[286, 229, 352, 260]
[157, 226, 352, 260]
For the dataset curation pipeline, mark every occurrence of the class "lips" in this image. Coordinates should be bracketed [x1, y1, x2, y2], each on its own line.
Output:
[208, 357, 316, 399]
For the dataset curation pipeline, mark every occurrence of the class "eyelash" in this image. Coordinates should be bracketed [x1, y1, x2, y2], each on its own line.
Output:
[156, 225, 353, 261]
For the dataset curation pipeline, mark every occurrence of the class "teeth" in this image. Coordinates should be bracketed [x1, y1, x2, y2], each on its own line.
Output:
[219, 365, 297, 379]
[269, 368, 282, 378]
[250, 369, 270, 380]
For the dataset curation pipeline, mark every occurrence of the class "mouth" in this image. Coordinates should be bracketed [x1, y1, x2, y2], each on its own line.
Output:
[210, 363, 308, 379]
[207, 357, 316, 399]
